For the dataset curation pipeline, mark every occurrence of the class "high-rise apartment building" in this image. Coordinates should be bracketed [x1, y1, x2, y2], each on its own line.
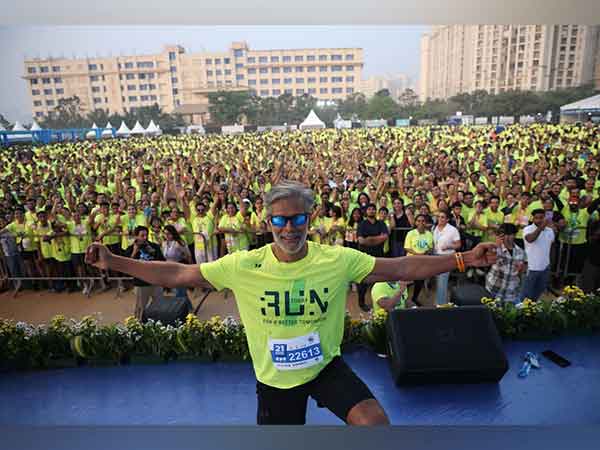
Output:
[23, 42, 364, 123]
[359, 73, 412, 99]
[419, 25, 600, 101]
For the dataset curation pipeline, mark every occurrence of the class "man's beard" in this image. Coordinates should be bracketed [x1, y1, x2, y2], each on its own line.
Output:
[272, 228, 308, 255]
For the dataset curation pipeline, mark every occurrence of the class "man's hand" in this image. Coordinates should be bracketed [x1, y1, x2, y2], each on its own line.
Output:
[85, 242, 113, 271]
[465, 243, 497, 268]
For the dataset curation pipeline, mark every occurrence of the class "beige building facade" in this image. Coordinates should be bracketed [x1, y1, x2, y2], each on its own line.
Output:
[23, 42, 363, 124]
[419, 25, 600, 101]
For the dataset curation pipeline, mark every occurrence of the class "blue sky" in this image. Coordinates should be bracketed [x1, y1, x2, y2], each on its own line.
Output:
[0, 25, 427, 123]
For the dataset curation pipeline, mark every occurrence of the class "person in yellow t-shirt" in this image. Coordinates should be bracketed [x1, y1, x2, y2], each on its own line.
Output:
[85, 181, 497, 426]
[218, 202, 249, 254]
[403, 213, 434, 306]
[484, 196, 504, 243]
[371, 281, 409, 315]
[326, 205, 346, 246]
[66, 209, 94, 295]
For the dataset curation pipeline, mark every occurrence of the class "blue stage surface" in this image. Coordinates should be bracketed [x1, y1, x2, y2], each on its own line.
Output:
[1, 335, 599, 425]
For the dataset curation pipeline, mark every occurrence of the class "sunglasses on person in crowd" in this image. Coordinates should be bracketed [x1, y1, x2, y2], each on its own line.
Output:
[269, 213, 309, 228]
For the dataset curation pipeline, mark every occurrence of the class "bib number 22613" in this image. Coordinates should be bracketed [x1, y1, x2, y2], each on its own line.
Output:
[269, 332, 323, 371]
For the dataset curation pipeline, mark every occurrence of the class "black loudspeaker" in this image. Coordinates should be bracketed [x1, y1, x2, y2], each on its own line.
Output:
[142, 294, 192, 326]
[386, 306, 508, 385]
[450, 283, 492, 306]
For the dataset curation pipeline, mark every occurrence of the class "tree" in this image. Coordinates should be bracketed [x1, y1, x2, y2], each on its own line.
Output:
[208, 91, 254, 126]
[367, 94, 398, 120]
[338, 93, 368, 119]
[0, 113, 11, 129]
[39, 96, 86, 129]
[397, 88, 419, 108]
[374, 88, 391, 97]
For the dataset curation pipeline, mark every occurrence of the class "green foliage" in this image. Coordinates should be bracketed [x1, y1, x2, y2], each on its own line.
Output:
[0, 113, 11, 129]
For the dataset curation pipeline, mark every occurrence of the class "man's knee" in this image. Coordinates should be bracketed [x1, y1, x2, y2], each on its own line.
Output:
[346, 399, 389, 425]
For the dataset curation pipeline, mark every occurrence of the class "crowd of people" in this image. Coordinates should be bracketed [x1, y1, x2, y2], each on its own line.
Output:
[1, 123, 599, 315]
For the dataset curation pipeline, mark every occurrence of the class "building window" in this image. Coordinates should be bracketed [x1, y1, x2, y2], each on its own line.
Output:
[139, 73, 146, 79]
[28, 67, 36, 74]
[88, 64, 98, 71]
[46, 100, 55, 106]
[32, 89, 40, 95]
[332, 87, 343, 94]
[172, 88, 178, 95]
[284, 89, 293, 94]
[234, 49, 244, 57]
[141, 95, 150, 101]
[140, 84, 149, 90]
[272, 78, 280, 84]
[260, 79, 268, 85]
[36, 112, 44, 117]
[248, 80, 257, 86]
[331, 54, 342, 61]
[147, 73, 155, 79]
[332, 77, 343, 83]
[307, 77, 316, 83]
[345, 54, 354, 61]
[319, 77, 328, 83]
[128, 96, 138, 102]
[259, 68, 268, 74]
[224, 58, 231, 64]
[170, 66, 177, 73]
[52, 66, 60, 72]
[319, 66, 328, 72]
[150, 95, 157, 101]
[93, 97, 103, 104]
[346, 76, 354, 82]
[149, 84, 156, 90]
[346, 65, 354, 71]
[295, 67, 304, 73]
[214, 58, 221, 65]
[319, 55, 327, 61]
[33, 100, 42, 106]
[307, 55, 316, 61]
[43, 89, 52, 95]
[205, 58, 213, 65]
[273, 89, 281, 95]
[225, 69, 232, 75]
[282, 55, 292, 62]
[320, 87, 328, 94]
[247, 57, 255, 63]
[207, 70, 213, 76]
[271, 67, 280, 74]
[260, 90, 269, 96]
[40, 66, 49, 73]
[296, 78, 304, 83]
[90, 75, 99, 82]
[236, 74, 244, 80]
[283, 67, 292, 73]
[284, 78, 293, 84]
[168, 51, 177, 61]
[56, 88, 64, 95]
[92, 86, 101, 93]
[127, 85, 136, 91]
[259, 56, 268, 63]
[42, 78, 51, 84]
[53, 77, 62, 83]
[308, 88, 316, 94]
[30, 79, 38, 85]
[346, 87, 354, 94]
[236, 63, 244, 69]
[307, 66, 316, 72]
[296, 88, 304, 95]
[248, 68, 256, 74]
[332, 65, 342, 72]
[270, 56, 279, 63]
[126, 73, 135, 80]
[295, 55, 304, 62]
[137, 61, 154, 68]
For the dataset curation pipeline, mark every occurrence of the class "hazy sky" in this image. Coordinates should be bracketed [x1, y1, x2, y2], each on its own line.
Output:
[0, 25, 427, 124]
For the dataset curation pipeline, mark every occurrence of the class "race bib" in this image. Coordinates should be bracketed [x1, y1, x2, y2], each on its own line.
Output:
[269, 332, 323, 371]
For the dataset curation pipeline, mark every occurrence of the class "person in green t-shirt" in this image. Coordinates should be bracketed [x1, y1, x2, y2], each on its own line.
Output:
[85, 181, 497, 426]
[371, 281, 408, 314]
[403, 214, 434, 306]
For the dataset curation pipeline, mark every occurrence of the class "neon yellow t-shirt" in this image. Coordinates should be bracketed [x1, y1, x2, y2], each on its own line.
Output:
[67, 221, 92, 254]
[95, 214, 120, 246]
[484, 209, 504, 242]
[199, 242, 375, 389]
[192, 213, 216, 251]
[467, 210, 488, 238]
[403, 229, 433, 254]
[371, 281, 408, 314]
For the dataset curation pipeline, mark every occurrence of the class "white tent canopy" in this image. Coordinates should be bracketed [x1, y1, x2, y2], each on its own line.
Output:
[30, 121, 42, 131]
[299, 109, 326, 130]
[145, 120, 162, 136]
[12, 121, 26, 131]
[102, 121, 114, 137]
[86, 123, 99, 139]
[560, 94, 600, 114]
[130, 121, 146, 135]
[116, 121, 131, 137]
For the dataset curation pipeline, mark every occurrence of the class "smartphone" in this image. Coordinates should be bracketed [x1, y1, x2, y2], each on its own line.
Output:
[542, 350, 571, 368]
[545, 211, 554, 221]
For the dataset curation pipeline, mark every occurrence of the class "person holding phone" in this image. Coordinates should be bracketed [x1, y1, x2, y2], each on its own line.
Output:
[520, 209, 556, 301]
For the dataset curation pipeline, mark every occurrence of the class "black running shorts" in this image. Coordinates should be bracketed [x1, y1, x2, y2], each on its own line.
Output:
[256, 356, 375, 425]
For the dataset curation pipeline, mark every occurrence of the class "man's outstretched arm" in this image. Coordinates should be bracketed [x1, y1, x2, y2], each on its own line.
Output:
[85, 242, 214, 289]
[364, 243, 497, 284]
